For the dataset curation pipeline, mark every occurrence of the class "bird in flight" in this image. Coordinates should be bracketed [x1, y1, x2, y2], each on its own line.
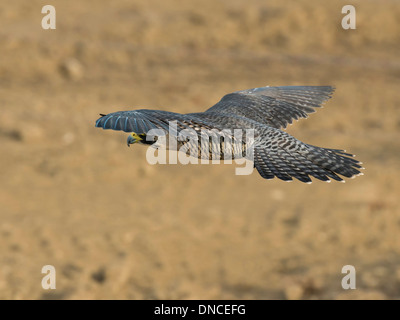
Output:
[95, 85, 363, 183]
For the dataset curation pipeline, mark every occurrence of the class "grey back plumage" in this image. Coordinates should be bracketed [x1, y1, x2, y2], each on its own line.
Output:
[95, 85, 363, 183]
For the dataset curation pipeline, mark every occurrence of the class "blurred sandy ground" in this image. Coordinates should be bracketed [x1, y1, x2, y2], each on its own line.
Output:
[0, 0, 399, 299]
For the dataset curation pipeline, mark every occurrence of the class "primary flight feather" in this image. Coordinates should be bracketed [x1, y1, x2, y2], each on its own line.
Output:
[95, 85, 364, 183]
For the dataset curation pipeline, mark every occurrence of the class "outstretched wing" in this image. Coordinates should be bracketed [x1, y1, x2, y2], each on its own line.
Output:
[205, 86, 334, 129]
[253, 127, 363, 183]
[95, 109, 218, 134]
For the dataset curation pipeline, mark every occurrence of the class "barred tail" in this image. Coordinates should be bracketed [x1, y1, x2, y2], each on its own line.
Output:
[254, 141, 364, 183]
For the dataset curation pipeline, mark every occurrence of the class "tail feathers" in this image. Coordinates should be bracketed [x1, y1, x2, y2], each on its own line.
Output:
[254, 145, 363, 183]
[305, 145, 363, 179]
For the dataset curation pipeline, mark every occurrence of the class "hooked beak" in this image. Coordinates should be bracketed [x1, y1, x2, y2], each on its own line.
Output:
[127, 134, 136, 147]
[127, 133, 144, 147]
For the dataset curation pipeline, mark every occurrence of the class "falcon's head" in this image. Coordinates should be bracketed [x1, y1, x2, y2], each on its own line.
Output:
[127, 132, 146, 147]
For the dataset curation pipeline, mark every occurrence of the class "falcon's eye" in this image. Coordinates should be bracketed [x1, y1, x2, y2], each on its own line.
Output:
[95, 85, 363, 183]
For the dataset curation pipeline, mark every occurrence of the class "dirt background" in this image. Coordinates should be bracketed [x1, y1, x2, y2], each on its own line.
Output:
[0, 0, 399, 299]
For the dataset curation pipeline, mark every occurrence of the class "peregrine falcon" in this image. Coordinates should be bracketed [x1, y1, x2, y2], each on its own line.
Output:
[95, 85, 363, 183]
